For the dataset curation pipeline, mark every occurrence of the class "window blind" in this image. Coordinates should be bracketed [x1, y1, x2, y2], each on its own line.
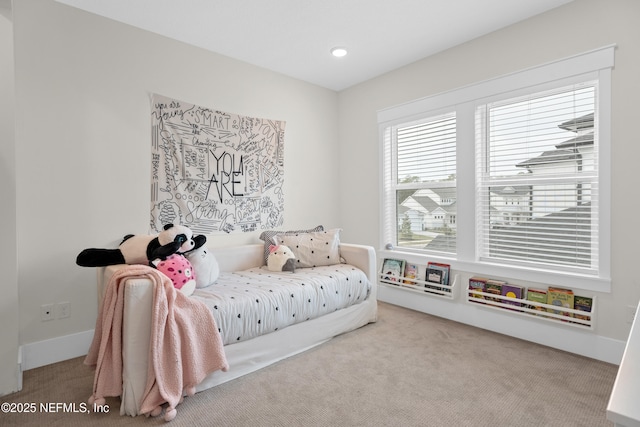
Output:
[396, 116, 457, 183]
[476, 83, 598, 272]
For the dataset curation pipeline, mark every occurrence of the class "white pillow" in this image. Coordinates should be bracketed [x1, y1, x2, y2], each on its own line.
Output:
[259, 225, 324, 264]
[274, 229, 341, 268]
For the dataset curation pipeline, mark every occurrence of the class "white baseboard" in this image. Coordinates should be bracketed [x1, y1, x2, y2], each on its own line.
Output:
[378, 285, 625, 365]
[20, 329, 94, 371]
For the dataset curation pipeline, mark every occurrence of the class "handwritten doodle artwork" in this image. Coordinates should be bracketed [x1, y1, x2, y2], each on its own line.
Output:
[150, 94, 286, 235]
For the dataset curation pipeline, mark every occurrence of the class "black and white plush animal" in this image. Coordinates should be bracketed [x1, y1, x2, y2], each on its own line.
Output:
[266, 244, 297, 273]
[76, 224, 206, 267]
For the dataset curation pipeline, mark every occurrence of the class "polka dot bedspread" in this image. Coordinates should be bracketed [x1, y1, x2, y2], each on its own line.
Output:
[190, 263, 372, 345]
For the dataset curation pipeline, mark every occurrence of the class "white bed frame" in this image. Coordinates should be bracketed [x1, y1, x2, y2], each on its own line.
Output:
[96, 243, 378, 416]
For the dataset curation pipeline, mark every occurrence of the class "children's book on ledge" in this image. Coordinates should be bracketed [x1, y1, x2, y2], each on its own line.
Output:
[380, 258, 405, 285]
[403, 263, 418, 285]
[425, 262, 451, 293]
[468, 277, 593, 325]
[378, 258, 451, 294]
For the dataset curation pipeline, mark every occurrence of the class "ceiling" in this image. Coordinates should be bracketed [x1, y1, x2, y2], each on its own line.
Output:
[55, 0, 573, 91]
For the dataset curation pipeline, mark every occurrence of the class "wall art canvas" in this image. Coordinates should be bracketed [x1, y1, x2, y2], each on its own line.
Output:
[150, 94, 286, 234]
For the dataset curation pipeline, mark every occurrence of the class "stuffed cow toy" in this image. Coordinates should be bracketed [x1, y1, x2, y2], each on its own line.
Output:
[267, 245, 296, 273]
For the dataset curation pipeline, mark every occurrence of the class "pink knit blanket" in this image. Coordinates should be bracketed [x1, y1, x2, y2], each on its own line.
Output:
[84, 265, 228, 421]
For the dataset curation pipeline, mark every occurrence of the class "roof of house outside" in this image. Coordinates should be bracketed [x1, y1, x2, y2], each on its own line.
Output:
[405, 195, 457, 215]
[488, 202, 591, 266]
[516, 149, 581, 168]
[517, 112, 594, 168]
[558, 112, 594, 132]
[555, 131, 594, 149]
[489, 185, 532, 196]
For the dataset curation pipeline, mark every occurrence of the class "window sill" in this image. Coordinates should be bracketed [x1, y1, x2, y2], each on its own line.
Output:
[378, 248, 611, 294]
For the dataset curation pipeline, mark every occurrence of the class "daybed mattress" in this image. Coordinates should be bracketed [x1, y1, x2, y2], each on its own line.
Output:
[192, 264, 371, 345]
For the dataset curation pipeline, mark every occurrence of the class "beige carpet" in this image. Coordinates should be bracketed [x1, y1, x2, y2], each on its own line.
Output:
[1, 302, 618, 426]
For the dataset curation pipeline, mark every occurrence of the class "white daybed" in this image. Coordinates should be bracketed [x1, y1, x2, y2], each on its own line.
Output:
[96, 242, 378, 416]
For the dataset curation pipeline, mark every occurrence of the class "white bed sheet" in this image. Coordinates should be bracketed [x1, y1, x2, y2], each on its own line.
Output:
[192, 264, 371, 345]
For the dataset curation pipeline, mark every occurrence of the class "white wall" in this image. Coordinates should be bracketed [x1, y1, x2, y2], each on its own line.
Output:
[8, 0, 640, 375]
[338, 0, 640, 344]
[11, 0, 339, 364]
[0, 0, 19, 395]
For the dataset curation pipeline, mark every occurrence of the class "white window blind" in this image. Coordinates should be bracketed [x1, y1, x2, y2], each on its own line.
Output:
[476, 82, 598, 273]
[396, 116, 457, 182]
[382, 113, 457, 254]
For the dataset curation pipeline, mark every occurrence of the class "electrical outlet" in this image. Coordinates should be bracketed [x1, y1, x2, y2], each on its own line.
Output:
[56, 302, 70, 319]
[626, 305, 637, 324]
[40, 304, 54, 321]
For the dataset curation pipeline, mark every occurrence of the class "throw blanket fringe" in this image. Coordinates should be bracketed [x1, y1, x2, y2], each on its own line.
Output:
[85, 265, 228, 422]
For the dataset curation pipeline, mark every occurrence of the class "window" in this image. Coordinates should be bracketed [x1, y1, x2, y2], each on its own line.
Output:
[379, 46, 613, 292]
[383, 113, 457, 253]
[476, 83, 598, 274]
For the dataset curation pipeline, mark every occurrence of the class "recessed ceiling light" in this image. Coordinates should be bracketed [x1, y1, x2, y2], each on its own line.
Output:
[330, 47, 348, 58]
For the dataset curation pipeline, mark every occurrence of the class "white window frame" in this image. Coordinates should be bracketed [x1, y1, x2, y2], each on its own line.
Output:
[378, 45, 614, 292]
